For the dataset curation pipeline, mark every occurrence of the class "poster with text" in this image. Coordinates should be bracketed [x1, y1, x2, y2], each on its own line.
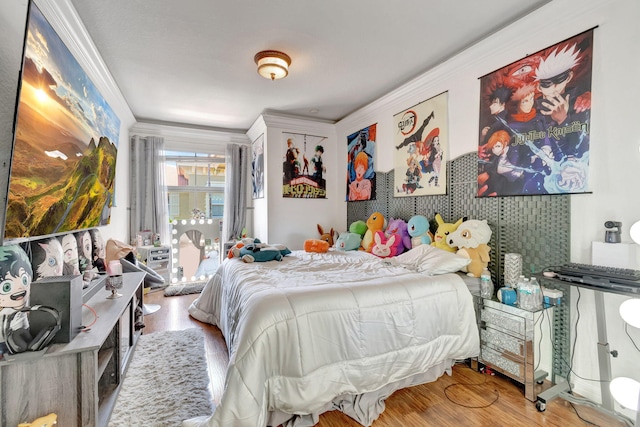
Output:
[282, 132, 328, 198]
[252, 134, 264, 199]
[346, 124, 376, 201]
[393, 92, 448, 197]
[477, 29, 593, 197]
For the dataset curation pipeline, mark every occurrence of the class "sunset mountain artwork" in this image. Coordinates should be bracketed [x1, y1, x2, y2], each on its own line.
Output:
[4, 3, 120, 241]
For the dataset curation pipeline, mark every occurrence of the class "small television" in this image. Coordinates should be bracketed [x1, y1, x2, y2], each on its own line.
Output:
[3, 1, 121, 245]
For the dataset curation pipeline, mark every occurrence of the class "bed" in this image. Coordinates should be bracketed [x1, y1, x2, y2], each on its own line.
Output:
[184, 246, 480, 427]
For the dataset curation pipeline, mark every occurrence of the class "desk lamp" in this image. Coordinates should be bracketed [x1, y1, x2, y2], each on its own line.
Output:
[609, 221, 640, 425]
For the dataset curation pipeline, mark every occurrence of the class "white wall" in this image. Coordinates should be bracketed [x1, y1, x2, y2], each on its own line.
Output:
[249, 113, 340, 250]
[336, 0, 640, 411]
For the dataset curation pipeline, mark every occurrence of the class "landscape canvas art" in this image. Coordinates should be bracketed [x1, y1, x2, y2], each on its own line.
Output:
[4, 3, 120, 241]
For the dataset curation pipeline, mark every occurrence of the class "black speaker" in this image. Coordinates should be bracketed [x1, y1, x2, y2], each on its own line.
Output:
[3, 305, 61, 354]
[30, 275, 82, 343]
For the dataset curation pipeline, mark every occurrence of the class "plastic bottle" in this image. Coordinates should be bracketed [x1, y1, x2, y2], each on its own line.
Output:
[529, 276, 543, 310]
[480, 268, 494, 299]
[516, 275, 526, 306]
[518, 277, 532, 309]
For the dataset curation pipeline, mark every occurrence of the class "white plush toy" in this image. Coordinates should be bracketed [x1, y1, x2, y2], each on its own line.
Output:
[446, 219, 492, 277]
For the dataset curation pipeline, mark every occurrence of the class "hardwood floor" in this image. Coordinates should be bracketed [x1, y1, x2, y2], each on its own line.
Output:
[143, 290, 628, 427]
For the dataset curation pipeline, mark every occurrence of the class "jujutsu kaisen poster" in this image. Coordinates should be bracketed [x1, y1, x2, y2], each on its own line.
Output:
[393, 92, 448, 197]
[282, 132, 328, 198]
[346, 124, 376, 201]
[478, 29, 593, 197]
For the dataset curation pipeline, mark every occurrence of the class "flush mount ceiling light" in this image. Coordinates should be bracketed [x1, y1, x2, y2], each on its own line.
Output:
[254, 50, 291, 81]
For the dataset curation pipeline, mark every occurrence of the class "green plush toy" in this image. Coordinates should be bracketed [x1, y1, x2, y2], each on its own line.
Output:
[349, 220, 367, 237]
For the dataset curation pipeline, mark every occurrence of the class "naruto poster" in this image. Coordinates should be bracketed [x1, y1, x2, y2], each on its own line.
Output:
[477, 29, 593, 197]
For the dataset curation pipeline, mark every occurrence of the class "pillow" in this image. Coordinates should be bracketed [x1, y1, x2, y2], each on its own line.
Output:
[389, 244, 470, 275]
[59, 233, 81, 276]
[30, 238, 64, 280]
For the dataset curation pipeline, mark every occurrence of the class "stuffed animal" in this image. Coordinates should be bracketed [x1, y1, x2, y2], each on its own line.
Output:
[447, 219, 492, 277]
[349, 220, 368, 237]
[304, 239, 330, 253]
[335, 232, 362, 251]
[317, 224, 336, 246]
[371, 231, 398, 258]
[431, 213, 464, 253]
[385, 217, 411, 254]
[407, 215, 433, 248]
[228, 238, 291, 263]
[361, 212, 386, 252]
[18, 413, 57, 427]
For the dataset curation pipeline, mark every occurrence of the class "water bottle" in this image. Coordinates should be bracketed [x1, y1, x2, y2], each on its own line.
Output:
[480, 268, 494, 299]
[518, 277, 533, 310]
[529, 277, 543, 310]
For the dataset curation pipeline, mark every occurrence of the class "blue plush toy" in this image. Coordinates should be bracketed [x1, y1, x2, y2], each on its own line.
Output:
[231, 238, 291, 263]
[335, 232, 362, 251]
[407, 215, 432, 248]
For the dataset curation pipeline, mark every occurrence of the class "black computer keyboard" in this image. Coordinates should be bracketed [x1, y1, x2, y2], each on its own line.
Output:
[555, 262, 640, 282]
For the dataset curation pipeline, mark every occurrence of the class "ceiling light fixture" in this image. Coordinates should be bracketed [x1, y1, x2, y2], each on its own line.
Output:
[254, 50, 291, 81]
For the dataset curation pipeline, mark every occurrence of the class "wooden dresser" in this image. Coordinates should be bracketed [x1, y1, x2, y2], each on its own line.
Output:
[0, 271, 145, 427]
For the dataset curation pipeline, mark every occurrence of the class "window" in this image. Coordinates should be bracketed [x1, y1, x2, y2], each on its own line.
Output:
[163, 151, 225, 221]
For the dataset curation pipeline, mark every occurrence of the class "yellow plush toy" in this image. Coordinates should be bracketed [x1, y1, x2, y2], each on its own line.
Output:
[446, 219, 492, 277]
[431, 214, 464, 253]
[18, 413, 57, 427]
[361, 212, 386, 252]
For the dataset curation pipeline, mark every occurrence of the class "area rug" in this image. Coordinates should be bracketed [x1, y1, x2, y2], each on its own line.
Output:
[109, 328, 214, 426]
[164, 280, 207, 297]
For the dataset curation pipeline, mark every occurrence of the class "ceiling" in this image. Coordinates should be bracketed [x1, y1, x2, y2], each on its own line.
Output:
[70, 0, 550, 132]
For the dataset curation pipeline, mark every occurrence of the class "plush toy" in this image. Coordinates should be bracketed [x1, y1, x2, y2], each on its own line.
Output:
[317, 224, 336, 246]
[431, 213, 464, 253]
[349, 220, 368, 237]
[17, 413, 57, 427]
[335, 232, 362, 251]
[228, 238, 291, 263]
[385, 217, 411, 254]
[361, 212, 386, 252]
[447, 219, 492, 277]
[304, 239, 330, 253]
[407, 215, 433, 248]
[371, 231, 398, 258]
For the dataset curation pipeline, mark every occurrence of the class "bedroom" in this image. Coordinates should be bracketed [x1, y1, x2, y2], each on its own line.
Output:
[0, 0, 639, 426]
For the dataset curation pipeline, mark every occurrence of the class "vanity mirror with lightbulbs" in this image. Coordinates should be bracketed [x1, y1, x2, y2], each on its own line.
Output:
[170, 218, 221, 282]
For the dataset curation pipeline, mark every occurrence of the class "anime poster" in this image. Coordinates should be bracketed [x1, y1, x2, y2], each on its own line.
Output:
[346, 124, 376, 201]
[282, 132, 328, 198]
[477, 29, 593, 197]
[393, 92, 448, 197]
[252, 134, 264, 199]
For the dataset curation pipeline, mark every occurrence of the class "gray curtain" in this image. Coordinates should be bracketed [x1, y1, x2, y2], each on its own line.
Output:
[222, 143, 249, 243]
[129, 135, 169, 245]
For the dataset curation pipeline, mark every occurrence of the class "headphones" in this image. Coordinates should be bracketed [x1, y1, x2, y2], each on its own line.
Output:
[3, 305, 61, 354]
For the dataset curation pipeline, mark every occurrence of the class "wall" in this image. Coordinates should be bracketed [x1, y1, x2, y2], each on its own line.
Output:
[0, 0, 135, 244]
[335, 0, 640, 411]
[248, 113, 340, 250]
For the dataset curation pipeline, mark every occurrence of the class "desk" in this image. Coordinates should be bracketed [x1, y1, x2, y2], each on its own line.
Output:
[534, 274, 635, 425]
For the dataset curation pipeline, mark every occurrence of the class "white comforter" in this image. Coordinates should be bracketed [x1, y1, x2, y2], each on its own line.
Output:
[185, 250, 479, 427]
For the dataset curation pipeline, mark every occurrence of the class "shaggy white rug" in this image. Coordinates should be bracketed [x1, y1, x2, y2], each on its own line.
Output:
[164, 280, 207, 297]
[109, 328, 214, 426]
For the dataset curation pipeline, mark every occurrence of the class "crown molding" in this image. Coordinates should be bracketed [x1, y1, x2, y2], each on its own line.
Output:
[35, 0, 135, 126]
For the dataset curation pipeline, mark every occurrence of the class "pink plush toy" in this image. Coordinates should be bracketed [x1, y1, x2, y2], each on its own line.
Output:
[371, 231, 398, 258]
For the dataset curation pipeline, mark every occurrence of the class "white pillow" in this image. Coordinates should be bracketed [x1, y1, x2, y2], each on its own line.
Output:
[390, 244, 470, 275]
